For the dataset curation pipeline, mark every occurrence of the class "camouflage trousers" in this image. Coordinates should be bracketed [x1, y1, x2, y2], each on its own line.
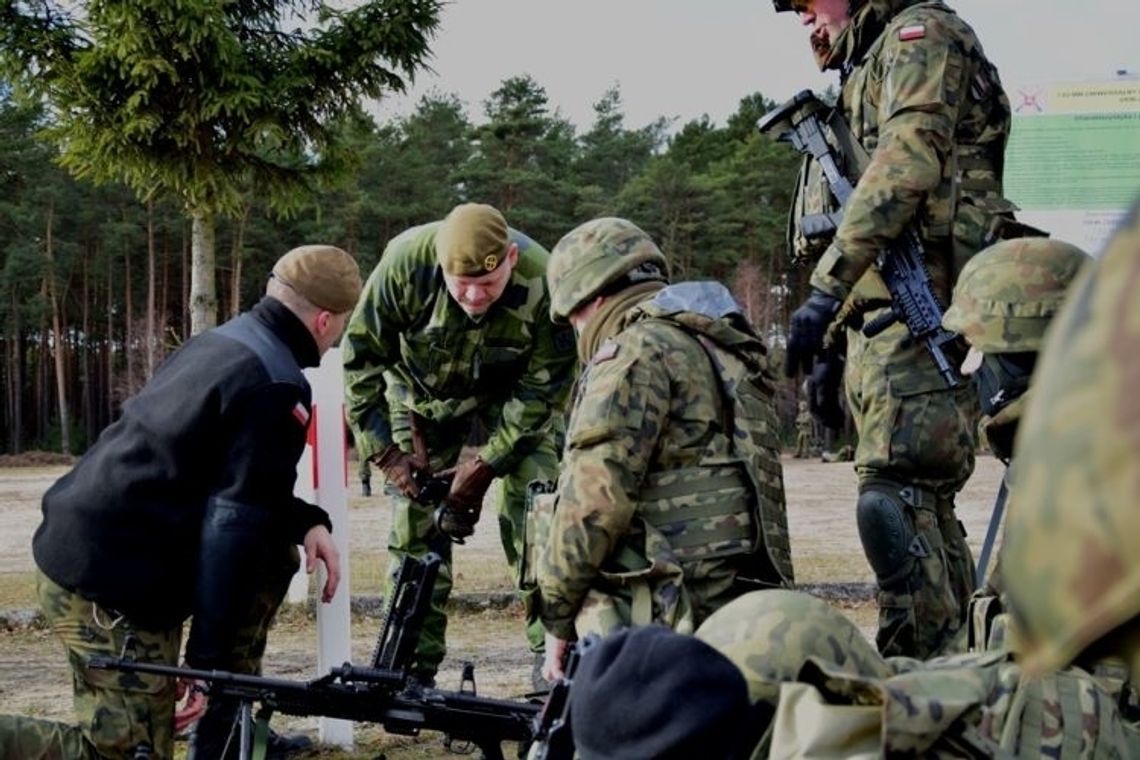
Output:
[359, 457, 371, 489]
[188, 545, 299, 757]
[0, 570, 182, 760]
[387, 413, 561, 676]
[845, 315, 978, 659]
[795, 430, 811, 458]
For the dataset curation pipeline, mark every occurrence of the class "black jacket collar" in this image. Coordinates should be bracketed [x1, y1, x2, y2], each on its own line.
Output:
[250, 297, 321, 369]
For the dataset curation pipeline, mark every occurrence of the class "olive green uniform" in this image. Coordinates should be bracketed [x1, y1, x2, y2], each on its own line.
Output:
[343, 222, 575, 673]
[794, 406, 813, 458]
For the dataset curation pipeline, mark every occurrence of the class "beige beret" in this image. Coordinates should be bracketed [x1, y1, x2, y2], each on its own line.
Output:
[436, 203, 510, 276]
[271, 245, 362, 313]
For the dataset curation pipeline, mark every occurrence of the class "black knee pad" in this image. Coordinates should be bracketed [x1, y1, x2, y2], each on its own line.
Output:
[856, 484, 924, 589]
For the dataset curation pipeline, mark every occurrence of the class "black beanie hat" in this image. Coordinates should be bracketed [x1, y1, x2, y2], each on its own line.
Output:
[569, 625, 751, 760]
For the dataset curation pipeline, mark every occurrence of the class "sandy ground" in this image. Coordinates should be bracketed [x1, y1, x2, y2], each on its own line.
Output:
[0, 454, 1006, 757]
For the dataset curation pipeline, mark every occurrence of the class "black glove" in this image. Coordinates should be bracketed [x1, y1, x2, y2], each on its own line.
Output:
[808, 352, 846, 431]
[785, 289, 841, 377]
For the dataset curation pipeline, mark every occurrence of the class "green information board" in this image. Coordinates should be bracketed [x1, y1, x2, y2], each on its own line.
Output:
[1004, 79, 1140, 253]
[1006, 113, 1140, 209]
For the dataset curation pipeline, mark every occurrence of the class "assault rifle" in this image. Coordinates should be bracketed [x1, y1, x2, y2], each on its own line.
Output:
[88, 553, 540, 760]
[758, 89, 963, 388]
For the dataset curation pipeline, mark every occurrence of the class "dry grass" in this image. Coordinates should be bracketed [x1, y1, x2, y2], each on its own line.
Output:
[0, 571, 37, 609]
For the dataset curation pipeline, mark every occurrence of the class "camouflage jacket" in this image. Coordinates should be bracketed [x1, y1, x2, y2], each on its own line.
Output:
[538, 283, 791, 641]
[342, 222, 575, 472]
[769, 650, 1138, 758]
[811, 0, 1014, 307]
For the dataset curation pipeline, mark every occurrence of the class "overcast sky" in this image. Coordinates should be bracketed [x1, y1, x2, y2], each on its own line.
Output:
[372, 0, 1139, 131]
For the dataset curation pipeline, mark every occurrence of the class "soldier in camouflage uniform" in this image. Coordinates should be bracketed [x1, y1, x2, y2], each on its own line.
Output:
[0, 245, 358, 760]
[343, 203, 575, 682]
[774, 0, 1029, 659]
[939, 238, 1088, 653]
[691, 588, 1135, 757]
[682, 209, 1140, 757]
[1002, 199, 1140, 738]
[558, 581, 1132, 756]
[794, 400, 814, 458]
[680, 219, 1136, 757]
[537, 217, 793, 681]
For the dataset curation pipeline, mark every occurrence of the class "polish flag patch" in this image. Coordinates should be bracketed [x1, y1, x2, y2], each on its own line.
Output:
[899, 24, 926, 41]
[591, 341, 619, 365]
[292, 402, 311, 427]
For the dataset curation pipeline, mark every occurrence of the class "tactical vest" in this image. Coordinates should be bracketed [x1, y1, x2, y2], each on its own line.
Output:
[634, 282, 794, 586]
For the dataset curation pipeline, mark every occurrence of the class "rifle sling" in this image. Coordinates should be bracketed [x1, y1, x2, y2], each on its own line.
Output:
[975, 472, 1009, 588]
[252, 711, 271, 760]
[823, 108, 873, 178]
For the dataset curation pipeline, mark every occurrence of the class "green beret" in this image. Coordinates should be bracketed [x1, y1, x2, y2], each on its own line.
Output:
[271, 245, 362, 313]
[436, 203, 510, 276]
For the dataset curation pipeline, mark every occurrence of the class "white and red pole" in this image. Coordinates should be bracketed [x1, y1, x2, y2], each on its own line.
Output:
[293, 346, 353, 749]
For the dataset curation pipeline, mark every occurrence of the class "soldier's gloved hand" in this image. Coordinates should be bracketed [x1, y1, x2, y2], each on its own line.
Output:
[434, 505, 477, 541]
[809, 351, 846, 430]
[447, 456, 497, 510]
[372, 444, 428, 500]
[436, 457, 496, 536]
[785, 289, 841, 377]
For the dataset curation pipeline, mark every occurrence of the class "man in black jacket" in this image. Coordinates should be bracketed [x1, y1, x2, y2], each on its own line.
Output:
[0, 244, 362, 760]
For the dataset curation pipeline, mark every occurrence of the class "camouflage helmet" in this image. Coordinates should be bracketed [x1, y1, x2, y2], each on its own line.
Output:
[1002, 202, 1140, 676]
[941, 238, 1089, 353]
[695, 589, 890, 707]
[546, 217, 669, 323]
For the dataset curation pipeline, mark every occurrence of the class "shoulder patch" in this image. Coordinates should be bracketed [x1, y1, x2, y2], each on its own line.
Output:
[898, 24, 925, 41]
[292, 401, 311, 427]
[591, 340, 619, 365]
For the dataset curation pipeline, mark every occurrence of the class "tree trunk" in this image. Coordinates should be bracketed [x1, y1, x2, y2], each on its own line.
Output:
[6, 294, 23, 453]
[35, 309, 48, 444]
[81, 250, 94, 449]
[181, 221, 190, 340]
[190, 209, 217, 334]
[146, 199, 157, 378]
[44, 201, 71, 454]
[763, 244, 776, 338]
[106, 252, 114, 422]
[122, 209, 135, 396]
[229, 204, 251, 319]
[160, 225, 170, 352]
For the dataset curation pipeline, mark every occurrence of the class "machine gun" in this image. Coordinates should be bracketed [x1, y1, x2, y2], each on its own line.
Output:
[88, 553, 539, 760]
[526, 635, 598, 760]
[758, 89, 963, 388]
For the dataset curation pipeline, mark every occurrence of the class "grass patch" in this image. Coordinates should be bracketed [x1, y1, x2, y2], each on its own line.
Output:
[0, 571, 37, 608]
[790, 551, 874, 585]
